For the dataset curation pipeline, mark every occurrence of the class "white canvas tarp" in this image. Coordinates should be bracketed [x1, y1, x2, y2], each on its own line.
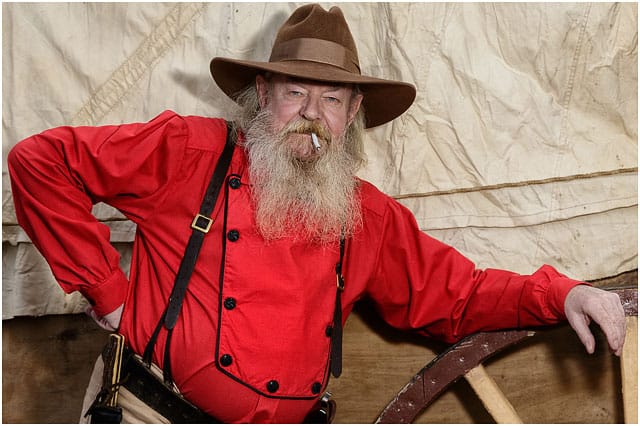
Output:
[2, 2, 637, 319]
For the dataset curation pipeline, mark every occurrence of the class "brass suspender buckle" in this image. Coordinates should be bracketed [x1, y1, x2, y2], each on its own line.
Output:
[191, 214, 213, 233]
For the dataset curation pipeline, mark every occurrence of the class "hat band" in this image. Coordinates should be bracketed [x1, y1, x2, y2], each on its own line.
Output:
[269, 38, 361, 74]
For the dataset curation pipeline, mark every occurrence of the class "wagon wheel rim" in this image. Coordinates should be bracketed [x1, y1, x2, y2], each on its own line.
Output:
[374, 286, 638, 424]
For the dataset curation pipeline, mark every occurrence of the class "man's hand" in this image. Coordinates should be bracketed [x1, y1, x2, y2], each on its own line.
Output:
[564, 285, 626, 356]
[86, 303, 124, 331]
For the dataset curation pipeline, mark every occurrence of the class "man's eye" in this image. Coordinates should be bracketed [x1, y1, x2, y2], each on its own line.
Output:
[325, 96, 340, 103]
[289, 90, 304, 97]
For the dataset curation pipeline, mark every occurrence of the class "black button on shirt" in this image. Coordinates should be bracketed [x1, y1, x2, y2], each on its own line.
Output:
[266, 380, 279, 393]
[229, 177, 241, 189]
[224, 297, 236, 310]
[220, 354, 233, 367]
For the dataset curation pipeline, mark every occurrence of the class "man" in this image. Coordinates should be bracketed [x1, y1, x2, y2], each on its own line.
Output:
[8, 3, 626, 424]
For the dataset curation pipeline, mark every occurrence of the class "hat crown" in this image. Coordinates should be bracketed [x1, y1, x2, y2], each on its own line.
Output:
[269, 4, 360, 73]
[210, 4, 416, 128]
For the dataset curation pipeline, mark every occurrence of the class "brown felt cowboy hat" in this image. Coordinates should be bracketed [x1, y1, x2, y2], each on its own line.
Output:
[210, 3, 416, 128]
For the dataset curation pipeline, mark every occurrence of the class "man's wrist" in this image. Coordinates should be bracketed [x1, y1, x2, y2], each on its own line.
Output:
[548, 277, 589, 319]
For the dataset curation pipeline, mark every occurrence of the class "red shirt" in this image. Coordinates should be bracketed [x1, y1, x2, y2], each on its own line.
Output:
[8, 110, 581, 422]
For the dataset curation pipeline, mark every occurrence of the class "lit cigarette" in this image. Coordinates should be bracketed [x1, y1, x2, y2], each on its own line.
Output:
[311, 132, 321, 151]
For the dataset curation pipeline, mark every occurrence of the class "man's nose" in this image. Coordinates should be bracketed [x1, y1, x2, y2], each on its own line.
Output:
[300, 95, 321, 121]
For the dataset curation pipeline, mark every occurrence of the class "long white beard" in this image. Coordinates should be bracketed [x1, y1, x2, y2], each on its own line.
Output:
[242, 109, 362, 245]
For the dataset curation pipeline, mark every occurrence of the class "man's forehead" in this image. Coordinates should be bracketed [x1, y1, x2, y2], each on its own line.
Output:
[275, 74, 353, 91]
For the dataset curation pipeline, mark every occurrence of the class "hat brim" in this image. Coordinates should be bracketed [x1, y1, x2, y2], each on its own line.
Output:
[210, 57, 416, 129]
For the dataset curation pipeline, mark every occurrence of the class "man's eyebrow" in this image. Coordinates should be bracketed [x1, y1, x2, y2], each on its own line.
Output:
[284, 76, 348, 91]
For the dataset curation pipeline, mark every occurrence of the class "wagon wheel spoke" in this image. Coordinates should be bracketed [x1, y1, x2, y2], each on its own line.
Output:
[463, 364, 522, 423]
[621, 316, 638, 423]
[375, 286, 637, 424]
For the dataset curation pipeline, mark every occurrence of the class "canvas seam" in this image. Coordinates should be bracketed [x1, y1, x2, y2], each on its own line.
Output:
[71, 3, 205, 126]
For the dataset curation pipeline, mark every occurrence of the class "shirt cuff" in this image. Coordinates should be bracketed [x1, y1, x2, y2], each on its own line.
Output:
[82, 269, 128, 316]
[545, 274, 589, 319]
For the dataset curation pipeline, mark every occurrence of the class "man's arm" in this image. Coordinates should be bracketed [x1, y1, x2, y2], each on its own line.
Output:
[8, 111, 188, 316]
[363, 194, 626, 355]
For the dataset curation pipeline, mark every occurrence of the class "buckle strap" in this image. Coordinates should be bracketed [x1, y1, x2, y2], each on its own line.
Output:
[164, 128, 236, 330]
[191, 214, 213, 233]
[143, 122, 236, 385]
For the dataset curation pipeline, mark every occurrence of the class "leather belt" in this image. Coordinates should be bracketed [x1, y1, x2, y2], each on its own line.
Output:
[120, 347, 220, 423]
[119, 346, 334, 423]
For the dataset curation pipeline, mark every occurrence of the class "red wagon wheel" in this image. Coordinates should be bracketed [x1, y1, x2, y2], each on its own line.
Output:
[375, 286, 638, 424]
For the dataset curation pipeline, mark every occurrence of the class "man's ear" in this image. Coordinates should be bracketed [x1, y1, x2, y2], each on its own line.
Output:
[255, 74, 269, 109]
[348, 93, 364, 125]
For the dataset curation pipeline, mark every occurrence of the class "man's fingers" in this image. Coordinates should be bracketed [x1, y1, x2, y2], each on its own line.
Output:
[85, 306, 117, 331]
[593, 293, 626, 356]
[566, 286, 626, 356]
[85, 306, 98, 321]
[568, 312, 596, 354]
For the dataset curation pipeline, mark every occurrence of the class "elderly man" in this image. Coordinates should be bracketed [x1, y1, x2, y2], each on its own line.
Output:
[8, 3, 625, 424]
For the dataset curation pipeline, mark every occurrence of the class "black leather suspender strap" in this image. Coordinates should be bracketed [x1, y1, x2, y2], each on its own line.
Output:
[330, 236, 346, 378]
[143, 122, 236, 385]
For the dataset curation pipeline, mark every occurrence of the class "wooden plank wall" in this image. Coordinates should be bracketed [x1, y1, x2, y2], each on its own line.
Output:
[3, 300, 628, 423]
[3, 314, 108, 423]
